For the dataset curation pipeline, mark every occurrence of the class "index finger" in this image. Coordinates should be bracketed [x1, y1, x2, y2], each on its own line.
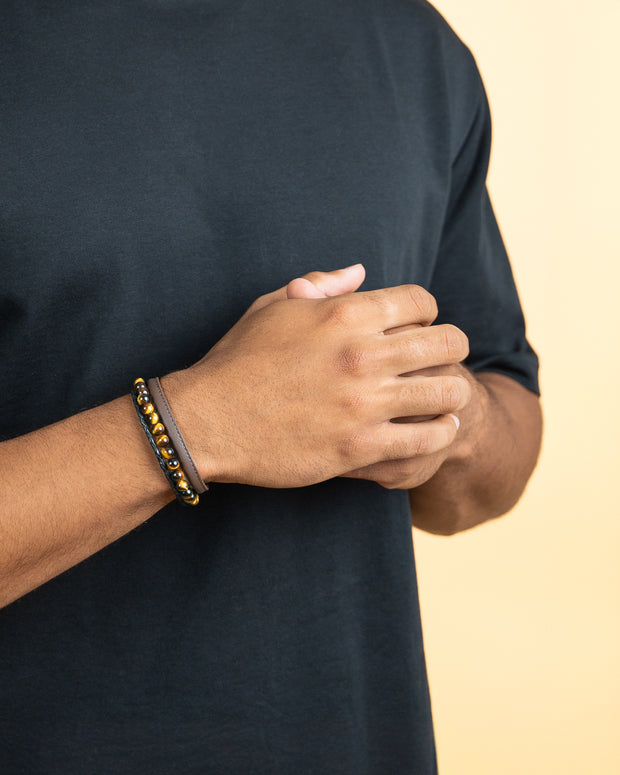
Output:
[359, 284, 439, 331]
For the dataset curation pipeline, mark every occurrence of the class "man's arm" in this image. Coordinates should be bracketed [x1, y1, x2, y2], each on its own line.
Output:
[2, 268, 469, 608]
[408, 367, 543, 535]
[0, 267, 362, 609]
[0, 395, 176, 609]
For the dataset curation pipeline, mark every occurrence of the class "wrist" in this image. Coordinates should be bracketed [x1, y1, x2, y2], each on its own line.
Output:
[159, 368, 229, 485]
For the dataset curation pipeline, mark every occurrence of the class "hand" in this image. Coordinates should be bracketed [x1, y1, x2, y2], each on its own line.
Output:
[336, 363, 476, 490]
[163, 266, 469, 489]
[286, 270, 473, 490]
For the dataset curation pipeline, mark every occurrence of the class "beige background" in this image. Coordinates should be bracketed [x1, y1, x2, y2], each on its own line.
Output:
[414, 1, 620, 773]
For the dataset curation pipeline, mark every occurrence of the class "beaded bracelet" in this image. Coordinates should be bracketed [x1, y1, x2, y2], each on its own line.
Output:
[131, 377, 205, 506]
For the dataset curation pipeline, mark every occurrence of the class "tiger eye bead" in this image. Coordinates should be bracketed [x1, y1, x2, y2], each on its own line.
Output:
[132, 375, 203, 507]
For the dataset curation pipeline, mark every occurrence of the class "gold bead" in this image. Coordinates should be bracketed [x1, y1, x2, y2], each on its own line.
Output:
[147, 412, 160, 426]
[160, 446, 175, 460]
[141, 403, 154, 415]
[184, 493, 199, 506]
[137, 392, 151, 406]
[151, 423, 165, 436]
[166, 458, 180, 470]
[133, 377, 146, 388]
[155, 435, 170, 448]
[176, 479, 190, 491]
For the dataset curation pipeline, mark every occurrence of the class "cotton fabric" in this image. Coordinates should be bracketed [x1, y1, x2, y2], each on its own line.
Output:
[0, 1, 539, 772]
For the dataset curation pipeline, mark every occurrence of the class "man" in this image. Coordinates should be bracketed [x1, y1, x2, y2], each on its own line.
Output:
[0, 1, 542, 772]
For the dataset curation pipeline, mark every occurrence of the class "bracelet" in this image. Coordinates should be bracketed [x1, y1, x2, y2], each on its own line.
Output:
[131, 377, 208, 506]
[147, 377, 209, 495]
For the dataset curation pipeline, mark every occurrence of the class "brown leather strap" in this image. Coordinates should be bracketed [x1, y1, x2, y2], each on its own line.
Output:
[147, 377, 209, 494]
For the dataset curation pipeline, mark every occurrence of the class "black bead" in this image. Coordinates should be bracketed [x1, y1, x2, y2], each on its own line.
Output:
[171, 470, 184, 481]
[180, 487, 196, 500]
[166, 458, 180, 470]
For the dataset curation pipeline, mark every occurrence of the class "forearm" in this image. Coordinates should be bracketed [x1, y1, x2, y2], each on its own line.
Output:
[408, 369, 543, 535]
[0, 395, 179, 608]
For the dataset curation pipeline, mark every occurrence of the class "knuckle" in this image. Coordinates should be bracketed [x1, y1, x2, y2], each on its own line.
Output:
[337, 430, 368, 465]
[336, 343, 370, 376]
[323, 298, 356, 328]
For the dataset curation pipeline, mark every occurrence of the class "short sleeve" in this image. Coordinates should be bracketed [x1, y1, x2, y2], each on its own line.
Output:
[429, 65, 541, 396]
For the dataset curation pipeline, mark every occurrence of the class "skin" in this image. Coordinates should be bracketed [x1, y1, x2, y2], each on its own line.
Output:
[284, 266, 543, 535]
[0, 265, 542, 608]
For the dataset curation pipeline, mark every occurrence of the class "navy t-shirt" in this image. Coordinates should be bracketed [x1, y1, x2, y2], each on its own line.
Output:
[0, 1, 540, 772]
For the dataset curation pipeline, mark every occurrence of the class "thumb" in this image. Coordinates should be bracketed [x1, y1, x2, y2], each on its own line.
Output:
[285, 277, 326, 299]
[286, 263, 366, 299]
[244, 264, 366, 318]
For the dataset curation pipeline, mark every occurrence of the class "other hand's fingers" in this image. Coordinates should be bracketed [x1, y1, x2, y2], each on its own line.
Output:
[339, 414, 460, 475]
[380, 413, 460, 461]
[341, 413, 460, 470]
[340, 450, 447, 490]
[379, 374, 471, 420]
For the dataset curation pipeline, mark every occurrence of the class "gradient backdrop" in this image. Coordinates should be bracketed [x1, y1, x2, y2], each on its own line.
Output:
[413, 2, 620, 773]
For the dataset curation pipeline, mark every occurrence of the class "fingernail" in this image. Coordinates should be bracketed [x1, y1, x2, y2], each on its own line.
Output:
[342, 263, 363, 270]
[449, 413, 460, 430]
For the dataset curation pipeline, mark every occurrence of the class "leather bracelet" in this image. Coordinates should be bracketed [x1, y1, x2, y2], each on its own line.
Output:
[147, 377, 209, 495]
